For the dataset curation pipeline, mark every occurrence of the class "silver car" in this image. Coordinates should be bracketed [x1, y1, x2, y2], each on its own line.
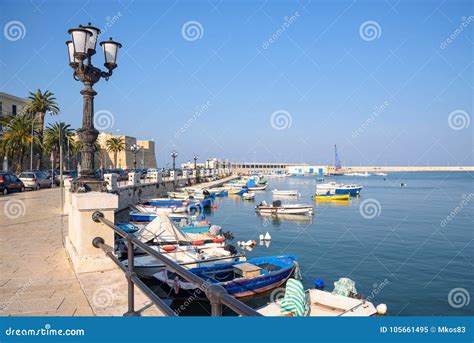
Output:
[18, 172, 52, 190]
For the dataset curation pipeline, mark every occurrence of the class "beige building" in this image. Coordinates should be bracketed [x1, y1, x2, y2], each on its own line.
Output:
[95, 132, 157, 170]
[0, 92, 28, 133]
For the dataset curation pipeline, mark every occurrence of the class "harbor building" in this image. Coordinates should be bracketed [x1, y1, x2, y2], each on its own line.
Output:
[95, 132, 157, 169]
[287, 165, 327, 175]
[229, 162, 307, 174]
[1, 92, 28, 170]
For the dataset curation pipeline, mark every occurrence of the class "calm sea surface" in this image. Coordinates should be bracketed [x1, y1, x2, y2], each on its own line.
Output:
[144, 172, 473, 316]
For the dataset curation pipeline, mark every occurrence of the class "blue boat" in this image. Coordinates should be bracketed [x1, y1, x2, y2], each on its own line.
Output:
[154, 255, 298, 300]
[118, 222, 211, 234]
[146, 197, 213, 209]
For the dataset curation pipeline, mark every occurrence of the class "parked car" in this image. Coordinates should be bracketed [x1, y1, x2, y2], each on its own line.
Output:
[18, 171, 52, 190]
[0, 172, 25, 195]
[54, 170, 78, 186]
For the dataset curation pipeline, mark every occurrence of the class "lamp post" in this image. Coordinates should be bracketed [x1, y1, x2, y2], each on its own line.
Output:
[130, 144, 141, 170]
[66, 23, 122, 191]
[193, 155, 198, 170]
[171, 151, 178, 171]
[30, 113, 37, 170]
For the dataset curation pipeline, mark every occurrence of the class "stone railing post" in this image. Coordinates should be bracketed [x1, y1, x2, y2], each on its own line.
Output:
[65, 192, 118, 273]
[63, 178, 72, 215]
[104, 173, 118, 192]
[128, 172, 140, 186]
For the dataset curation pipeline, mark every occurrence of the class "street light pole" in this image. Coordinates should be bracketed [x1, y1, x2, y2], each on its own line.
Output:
[130, 144, 141, 170]
[171, 151, 178, 171]
[66, 23, 122, 192]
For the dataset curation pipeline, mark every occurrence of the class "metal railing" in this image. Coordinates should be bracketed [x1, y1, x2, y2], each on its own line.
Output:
[91, 211, 261, 317]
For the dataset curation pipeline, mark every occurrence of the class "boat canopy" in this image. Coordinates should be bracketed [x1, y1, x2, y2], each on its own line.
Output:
[246, 179, 257, 187]
[136, 214, 190, 243]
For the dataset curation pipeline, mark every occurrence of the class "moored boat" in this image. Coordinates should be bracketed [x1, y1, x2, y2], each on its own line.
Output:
[314, 193, 350, 201]
[256, 200, 314, 216]
[272, 189, 299, 196]
[257, 277, 387, 317]
[154, 255, 298, 300]
[242, 191, 256, 200]
[315, 182, 362, 196]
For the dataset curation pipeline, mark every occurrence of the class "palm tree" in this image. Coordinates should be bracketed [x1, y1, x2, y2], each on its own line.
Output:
[24, 89, 60, 168]
[0, 114, 40, 172]
[43, 122, 74, 169]
[106, 137, 125, 168]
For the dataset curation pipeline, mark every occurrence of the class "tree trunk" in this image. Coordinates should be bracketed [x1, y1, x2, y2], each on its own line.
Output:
[35, 111, 45, 170]
[114, 152, 117, 168]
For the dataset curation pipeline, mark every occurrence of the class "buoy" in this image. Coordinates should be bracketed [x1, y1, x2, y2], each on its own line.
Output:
[314, 278, 325, 290]
[162, 245, 176, 252]
[264, 232, 271, 241]
[376, 304, 387, 315]
[192, 240, 205, 246]
[211, 205, 218, 209]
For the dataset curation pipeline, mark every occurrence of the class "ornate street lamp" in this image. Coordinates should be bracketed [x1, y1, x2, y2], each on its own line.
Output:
[130, 144, 141, 170]
[66, 23, 122, 191]
[171, 151, 178, 171]
[193, 155, 198, 170]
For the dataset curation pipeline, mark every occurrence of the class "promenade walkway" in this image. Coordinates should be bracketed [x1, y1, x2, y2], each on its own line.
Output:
[0, 188, 161, 316]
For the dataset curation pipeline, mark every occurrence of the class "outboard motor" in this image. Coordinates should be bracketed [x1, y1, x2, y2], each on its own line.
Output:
[224, 244, 237, 255]
[203, 190, 210, 198]
[272, 200, 282, 207]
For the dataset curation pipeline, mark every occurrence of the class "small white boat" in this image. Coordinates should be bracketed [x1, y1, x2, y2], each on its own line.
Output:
[346, 172, 371, 177]
[257, 278, 387, 317]
[256, 200, 314, 216]
[272, 189, 299, 197]
[248, 184, 268, 191]
[374, 172, 387, 176]
[242, 192, 256, 200]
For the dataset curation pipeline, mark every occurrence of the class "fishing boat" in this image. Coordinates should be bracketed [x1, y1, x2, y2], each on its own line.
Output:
[345, 171, 370, 177]
[315, 182, 362, 196]
[146, 197, 213, 208]
[242, 191, 256, 200]
[122, 214, 243, 277]
[132, 203, 187, 214]
[314, 193, 350, 201]
[256, 200, 314, 216]
[272, 189, 299, 197]
[154, 255, 298, 300]
[374, 172, 387, 176]
[257, 277, 387, 317]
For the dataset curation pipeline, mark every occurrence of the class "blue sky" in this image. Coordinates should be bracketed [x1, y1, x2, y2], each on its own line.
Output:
[1, 0, 472, 167]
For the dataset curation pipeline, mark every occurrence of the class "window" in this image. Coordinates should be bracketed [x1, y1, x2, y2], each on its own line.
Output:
[12, 104, 17, 115]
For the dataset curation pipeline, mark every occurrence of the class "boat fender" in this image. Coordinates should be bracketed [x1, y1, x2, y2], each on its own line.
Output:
[211, 205, 218, 209]
[192, 240, 205, 246]
[376, 304, 387, 315]
[314, 278, 325, 290]
[162, 245, 176, 252]
[213, 237, 225, 243]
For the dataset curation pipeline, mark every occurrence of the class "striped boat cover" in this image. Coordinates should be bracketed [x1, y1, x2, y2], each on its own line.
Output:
[280, 278, 306, 316]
